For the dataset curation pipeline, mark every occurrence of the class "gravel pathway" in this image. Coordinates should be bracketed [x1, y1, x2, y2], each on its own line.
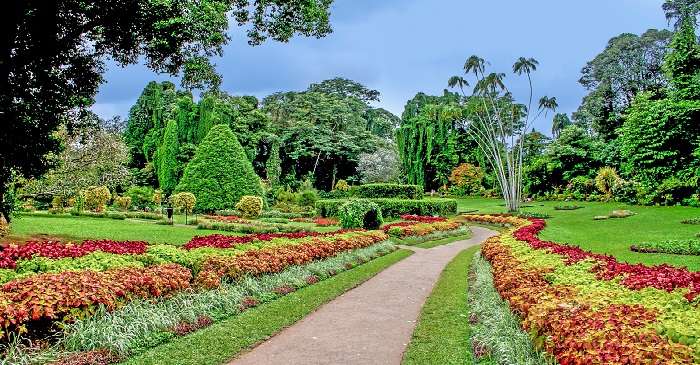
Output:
[228, 226, 497, 365]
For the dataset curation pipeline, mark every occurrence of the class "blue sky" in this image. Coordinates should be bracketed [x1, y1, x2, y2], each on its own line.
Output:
[93, 0, 669, 135]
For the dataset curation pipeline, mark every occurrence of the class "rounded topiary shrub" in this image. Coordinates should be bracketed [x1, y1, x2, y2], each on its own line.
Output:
[236, 196, 264, 218]
[176, 124, 263, 212]
[338, 200, 383, 229]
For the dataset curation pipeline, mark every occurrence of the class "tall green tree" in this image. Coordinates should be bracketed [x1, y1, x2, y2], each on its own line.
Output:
[176, 124, 263, 212]
[0, 0, 334, 221]
[157, 120, 180, 195]
[573, 29, 672, 140]
[551, 113, 572, 138]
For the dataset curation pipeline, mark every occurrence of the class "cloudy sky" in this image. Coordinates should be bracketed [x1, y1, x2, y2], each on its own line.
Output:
[93, 0, 669, 135]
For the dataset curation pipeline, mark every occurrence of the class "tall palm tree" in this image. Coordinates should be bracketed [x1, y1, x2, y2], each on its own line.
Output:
[551, 113, 572, 138]
[538, 96, 558, 118]
[463, 55, 487, 76]
[448, 76, 469, 95]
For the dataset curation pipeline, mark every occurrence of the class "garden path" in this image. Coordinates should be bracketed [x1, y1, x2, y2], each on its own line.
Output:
[228, 226, 498, 365]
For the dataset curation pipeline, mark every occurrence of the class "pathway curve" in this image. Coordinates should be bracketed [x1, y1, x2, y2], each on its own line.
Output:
[228, 226, 498, 365]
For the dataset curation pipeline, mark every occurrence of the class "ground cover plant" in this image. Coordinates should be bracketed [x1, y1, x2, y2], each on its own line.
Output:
[463, 214, 700, 364]
[632, 239, 700, 256]
[0, 229, 389, 343]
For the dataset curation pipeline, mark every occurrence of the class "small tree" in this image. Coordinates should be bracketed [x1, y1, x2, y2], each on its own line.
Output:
[153, 190, 163, 211]
[115, 196, 133, 211]
[83, 186, 111, 212]
[171, 192, 196, 224]
[357, 147, 401, 183]
[448, 163, 485, 196]
[176, 125, 263, 212]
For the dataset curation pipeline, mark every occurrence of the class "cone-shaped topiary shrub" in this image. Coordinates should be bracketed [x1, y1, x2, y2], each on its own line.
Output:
[176, 124, 263, 212]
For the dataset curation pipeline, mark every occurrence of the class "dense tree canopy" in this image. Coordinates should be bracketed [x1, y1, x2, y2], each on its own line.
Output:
[0, 0, 334, 220]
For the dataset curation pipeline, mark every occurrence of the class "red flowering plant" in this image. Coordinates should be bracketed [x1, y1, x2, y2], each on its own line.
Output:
[400, 214, 447, 223]
[0, 240, 148, 269]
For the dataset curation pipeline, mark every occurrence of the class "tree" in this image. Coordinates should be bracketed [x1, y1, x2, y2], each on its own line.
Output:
[620, 10, 700, 188]
[176, 124, 263, 212]
[157, 120, 180, 195]
[308, 78, 380, 102]
[663, 0, 700, 27]
[357, 147, 401, 183]
[552, 113, 572, 138]
[0, 0, 334, 222]
[447, 55, 557, 211]
[574, 29, 672, 139]
[266, 139, 282, 187]
[171, 192, 196, 224]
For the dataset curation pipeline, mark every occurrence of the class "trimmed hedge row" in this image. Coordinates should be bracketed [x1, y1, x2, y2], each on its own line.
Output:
[316, 198, 457, 218]
[355, 184, 424, 199]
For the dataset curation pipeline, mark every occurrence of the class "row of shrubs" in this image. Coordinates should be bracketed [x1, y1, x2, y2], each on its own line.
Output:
[316, 198, 457, 218]
[320, 183, 424, 200]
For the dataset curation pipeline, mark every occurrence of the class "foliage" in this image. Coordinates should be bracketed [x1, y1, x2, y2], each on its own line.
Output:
[334, 180, 350, 191]
[297, 190, 319, 208]
[396, 91, 462, 190]
[338, 200, 384, 229]
[127, 186, 154, 210]
[235, 196, 264, 218]
[157, 120, 180, 195]
[0, 0, 334, 222]
[115, 196, 132, 211]
[448, 163, 484, 196]
[171, 192, 197, 216]
[573, 29, 672, 139]
[317, 198, 457, 218]
[354, 183, 424, 199]
[357, 147, 401, 183]
[551, 113, 572, 139]
[632, 239, 700, 255]
[386, 221, 461, 238]
[266, 139, 282, 187]
[594, 167, 621, 197]
[176, 125, 263, 212]
[83, 186, 111, 212]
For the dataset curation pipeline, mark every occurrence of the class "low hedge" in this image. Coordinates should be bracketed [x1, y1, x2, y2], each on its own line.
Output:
[631, 239, 700, 256]
[355, 184, 424, 199]
[338, 200, 383, 229]
[316, 198, 457, 218]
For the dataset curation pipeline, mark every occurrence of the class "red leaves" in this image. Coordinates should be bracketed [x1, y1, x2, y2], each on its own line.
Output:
[0, 240, 148, 269]
[183, 229, 357, 250]
[0, 264, 191, 330]
[399, 215, 447, 223]
[512, 218, 700, 301]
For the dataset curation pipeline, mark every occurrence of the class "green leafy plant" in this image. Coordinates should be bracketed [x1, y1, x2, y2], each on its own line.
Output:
[171, 192, 196, 224]
[338, 200, 383, 229]
[235, 196, 264, 218]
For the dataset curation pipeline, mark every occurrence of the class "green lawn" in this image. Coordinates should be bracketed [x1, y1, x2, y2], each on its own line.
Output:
[455, 197, 700, 271]
[402, 245, 481, 364]
[7, 215, 233, 245]
[121, 249, 413, 365]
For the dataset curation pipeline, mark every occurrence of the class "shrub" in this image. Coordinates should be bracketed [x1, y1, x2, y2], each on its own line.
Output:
[114, 196, 132, 211]
[338, 200, 383, 229]
[317, 198, 457, 218]
[632, 239, 700, 255]
[334, 180, 351, 191]
[297, 190, 319, 208]
[235, 196, 263, 218]
[651, 176, 695, 205]
[448, 163, 484, 196]
[355, 184, 423, 199]
[594, 167, 621, 197]
[83, 186, 111, 212]
[127, 186, 155, 210]
[611, 179, 643, 204]
[176, 124, 263, 212]
[567, 176, 595, 195]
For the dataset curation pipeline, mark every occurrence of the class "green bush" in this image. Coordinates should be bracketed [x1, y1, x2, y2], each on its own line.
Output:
[632, 239, 700, 256]
[338, 200, 383, 229]
[317, 198, 457, 218]
[235, 196, 264, 218]
[297, 190, 319, 208]
[259, 210, 314, 219]
[127, 186, 155, 210]
[197, 220, 303, 234]
[355, 184, 423, 199]
[176, 124, 263, 212]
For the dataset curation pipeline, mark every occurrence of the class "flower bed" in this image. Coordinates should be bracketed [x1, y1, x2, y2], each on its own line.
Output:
[400, 214, 447, 223]
[631, 239, 700, 256]
[385, 221, 461, 238]
[0, 230, 389, 338]
[469, 214, 700, 364]
[0, 240, 148, 269]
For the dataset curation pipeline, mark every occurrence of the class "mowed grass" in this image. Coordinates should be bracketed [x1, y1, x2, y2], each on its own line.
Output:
[121, 249, 414, 365]
[402, 245, 481, 365]
[7, 215, 233, 245]
[454, 197, 700, 271]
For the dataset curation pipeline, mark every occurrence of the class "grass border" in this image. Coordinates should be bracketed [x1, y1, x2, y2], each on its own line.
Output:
[402, 245, 481, 365]
[120, 248, 413, 365]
